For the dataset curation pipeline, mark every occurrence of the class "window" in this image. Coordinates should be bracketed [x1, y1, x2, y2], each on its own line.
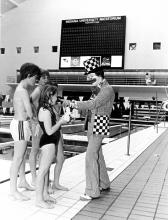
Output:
[52, 46, 58, 52]
[16, 47, 22, 54]
[0, 48, 5, 54]
[34, 46, 39, 53]
[153, 42, 161, 50]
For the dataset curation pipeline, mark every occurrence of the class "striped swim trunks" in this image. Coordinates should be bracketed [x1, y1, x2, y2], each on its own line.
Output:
[10, 119, 32, 141]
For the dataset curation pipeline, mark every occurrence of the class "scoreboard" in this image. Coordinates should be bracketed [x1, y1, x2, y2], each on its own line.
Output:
[60, 16, 126, 69]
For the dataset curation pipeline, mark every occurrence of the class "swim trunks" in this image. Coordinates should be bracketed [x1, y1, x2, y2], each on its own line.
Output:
[10, 119, 32, 141]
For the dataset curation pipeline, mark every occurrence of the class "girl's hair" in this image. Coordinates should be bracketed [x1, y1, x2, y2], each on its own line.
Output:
[40, 69, 50, 78]
[38, 84, 58, 111]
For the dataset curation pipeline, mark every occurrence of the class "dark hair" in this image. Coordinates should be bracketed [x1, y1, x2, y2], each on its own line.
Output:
[46, 81, 58, 87]
[38, 84, 58, 111]
[93, 67, 104, 78]
[20, 63, 41, 81]
[41, 69, 50, 78]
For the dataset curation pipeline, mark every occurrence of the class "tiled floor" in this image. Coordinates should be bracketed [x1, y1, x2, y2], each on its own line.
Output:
[0, 123, 167, 220]
[73, 124, 168, 220]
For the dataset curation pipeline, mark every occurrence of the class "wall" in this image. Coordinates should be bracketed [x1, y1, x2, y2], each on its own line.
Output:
[0, 0, 168, 94]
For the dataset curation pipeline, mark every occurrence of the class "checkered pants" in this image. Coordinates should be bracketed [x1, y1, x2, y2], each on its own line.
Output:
[93, 115, 110, 136]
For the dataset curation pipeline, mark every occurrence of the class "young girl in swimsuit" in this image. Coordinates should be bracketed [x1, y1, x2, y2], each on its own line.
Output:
[36, 84, 70, 209]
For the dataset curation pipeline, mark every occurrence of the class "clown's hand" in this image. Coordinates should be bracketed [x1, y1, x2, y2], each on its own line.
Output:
[62, 112, 71, 123]
[62, 100, 71, 108]
[69, 100, 77, 108]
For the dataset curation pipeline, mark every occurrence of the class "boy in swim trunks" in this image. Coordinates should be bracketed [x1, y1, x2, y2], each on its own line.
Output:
[10, 63, 41, 201]
[29, 69, 50, 186]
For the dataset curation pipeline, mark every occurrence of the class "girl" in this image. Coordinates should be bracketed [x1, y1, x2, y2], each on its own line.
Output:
[36, 84, 69, 209]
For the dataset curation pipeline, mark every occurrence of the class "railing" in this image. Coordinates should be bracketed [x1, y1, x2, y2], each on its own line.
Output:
[49, 71, 168, 86]
[50, 74, 88, 85]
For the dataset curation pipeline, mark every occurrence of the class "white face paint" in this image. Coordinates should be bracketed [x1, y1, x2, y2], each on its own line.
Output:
[87, 72, 100, 87]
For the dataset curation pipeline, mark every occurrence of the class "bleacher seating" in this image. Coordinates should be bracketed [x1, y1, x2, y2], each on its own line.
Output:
[48, 70, 168, 86]
[50, 72, 88, 85]
[130, 98, 166, 123]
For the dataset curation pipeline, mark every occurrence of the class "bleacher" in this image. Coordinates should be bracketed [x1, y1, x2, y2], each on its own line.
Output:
[48, 70, 168, 86]
[129, 98, 167, 125]
[3, 69, 168, 129]
[49, 72, 88, 85]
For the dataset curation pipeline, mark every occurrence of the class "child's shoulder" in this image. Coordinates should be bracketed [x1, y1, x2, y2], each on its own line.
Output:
[16, 84, 27, 93]
[15, 85, 28, 98]
[39, 107, 52, 122]
[39, 107, 51, 115]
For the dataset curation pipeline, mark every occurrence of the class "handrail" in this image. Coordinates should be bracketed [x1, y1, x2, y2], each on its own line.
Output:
[126, 104, 132, 156]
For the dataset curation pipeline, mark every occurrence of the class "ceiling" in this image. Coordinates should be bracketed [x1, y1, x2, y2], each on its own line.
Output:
[1, 0, 28, 15]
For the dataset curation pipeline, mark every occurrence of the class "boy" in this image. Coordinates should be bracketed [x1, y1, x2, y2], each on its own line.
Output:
[10, 63, 41, 200]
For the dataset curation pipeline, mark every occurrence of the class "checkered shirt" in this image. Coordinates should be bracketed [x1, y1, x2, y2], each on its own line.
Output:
[93, 115, 110, 136]
[83, 57, 100, 73]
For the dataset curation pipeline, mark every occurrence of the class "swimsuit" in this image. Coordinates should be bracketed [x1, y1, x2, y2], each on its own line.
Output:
[10, 119, 31, 141]
[39, 106, 60, 153]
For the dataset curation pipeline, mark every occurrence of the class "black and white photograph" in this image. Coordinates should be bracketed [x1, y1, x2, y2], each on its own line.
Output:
[0, 0, 168, 219]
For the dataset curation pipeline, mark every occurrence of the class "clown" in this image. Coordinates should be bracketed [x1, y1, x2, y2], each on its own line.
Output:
[65, 57, 115, 200]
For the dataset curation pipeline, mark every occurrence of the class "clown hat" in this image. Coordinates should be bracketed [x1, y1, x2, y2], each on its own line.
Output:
[83, 57, 101, 75]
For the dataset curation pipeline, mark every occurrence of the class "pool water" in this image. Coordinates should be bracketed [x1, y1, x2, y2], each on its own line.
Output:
[0, 124, 147, 161]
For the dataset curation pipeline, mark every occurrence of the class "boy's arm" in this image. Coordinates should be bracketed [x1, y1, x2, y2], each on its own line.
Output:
[22, 90, 33, 119]
[30, 86, 41, 103]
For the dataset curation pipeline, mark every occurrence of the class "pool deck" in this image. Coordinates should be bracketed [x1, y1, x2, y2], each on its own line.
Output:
[0, 123, 167, 220]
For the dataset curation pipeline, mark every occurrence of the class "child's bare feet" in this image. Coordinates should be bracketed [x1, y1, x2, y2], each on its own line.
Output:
[52, 184, 69, 191]
[10, 191, 30, 201]
[36, 200, 55, 209]
[44, 194, 57, 204]
[18, 181, 35, 191]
